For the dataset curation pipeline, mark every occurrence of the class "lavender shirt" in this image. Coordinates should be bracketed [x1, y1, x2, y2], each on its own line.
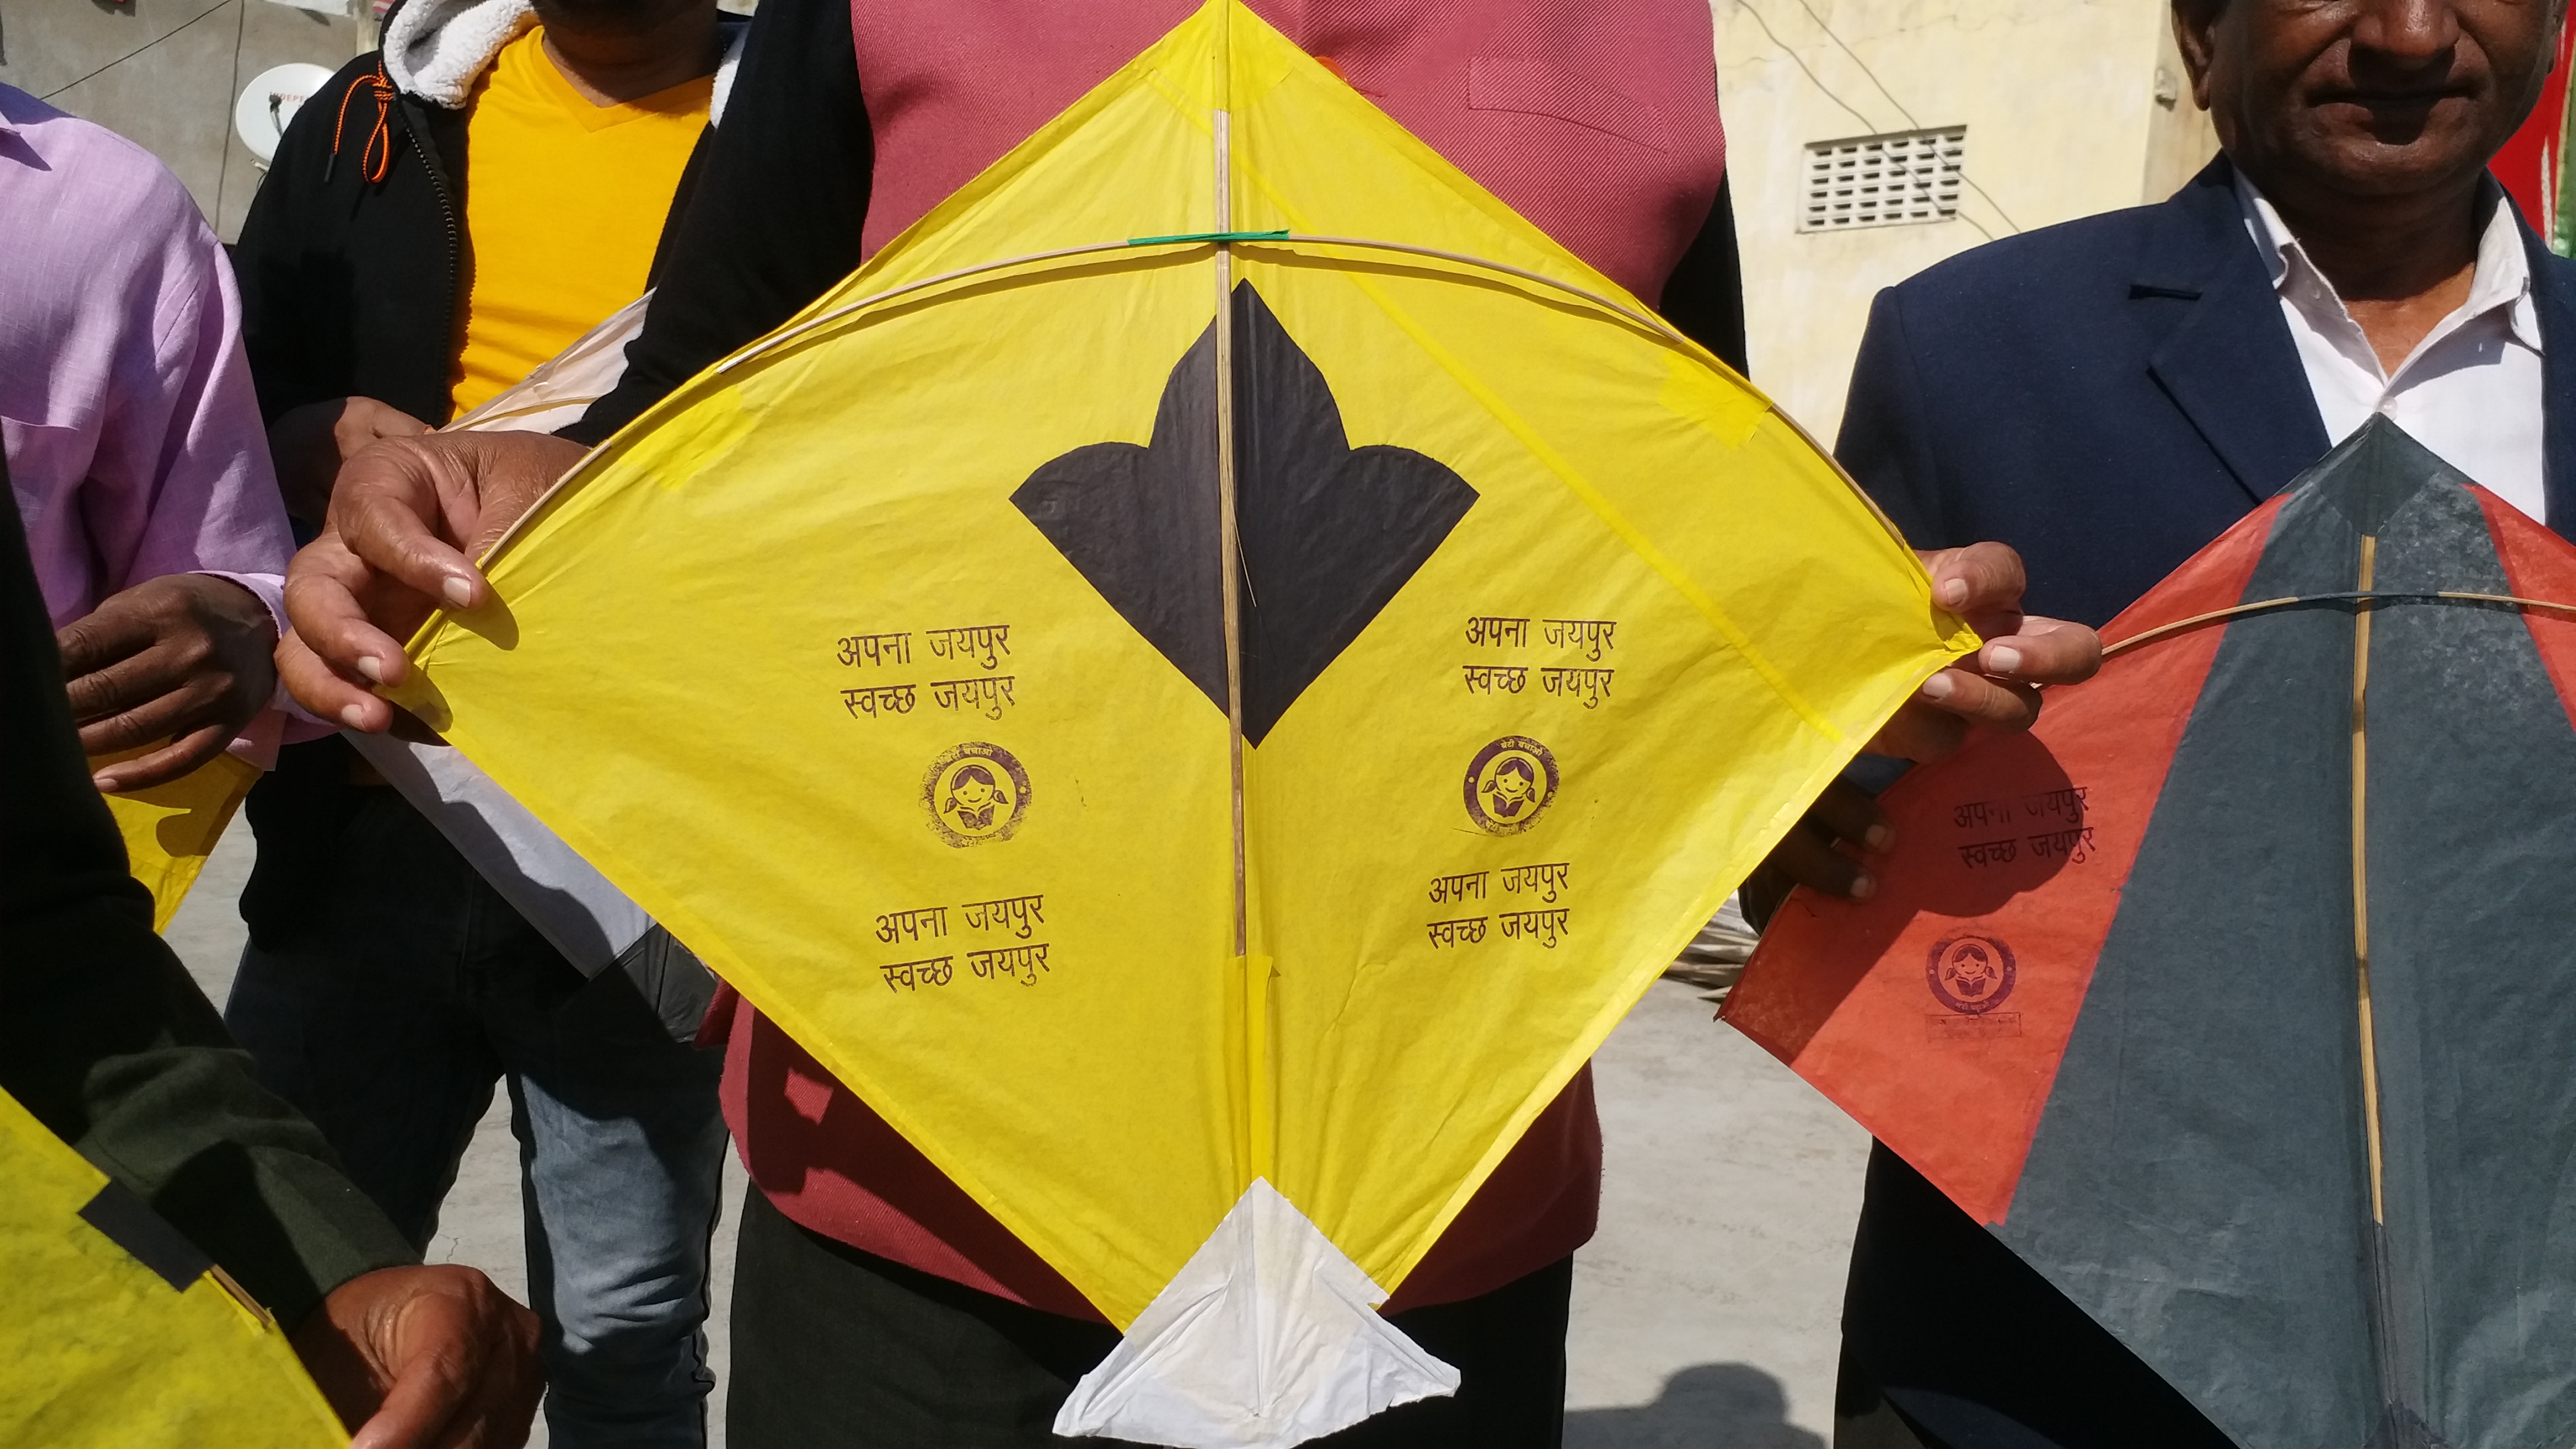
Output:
[1, 85, 295, 757]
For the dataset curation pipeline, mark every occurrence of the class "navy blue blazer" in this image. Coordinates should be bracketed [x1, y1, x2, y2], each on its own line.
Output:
[1839, 155, 2576, 632]
[1827, 159, 2576, 1448]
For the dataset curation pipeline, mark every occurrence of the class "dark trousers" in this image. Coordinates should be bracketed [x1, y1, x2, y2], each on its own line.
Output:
[229, 784, 730, 1448]
[728, 1188, 1571, 1447]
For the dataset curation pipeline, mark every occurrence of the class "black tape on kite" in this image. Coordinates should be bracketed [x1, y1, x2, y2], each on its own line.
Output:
[77, 1180, 212, 1292]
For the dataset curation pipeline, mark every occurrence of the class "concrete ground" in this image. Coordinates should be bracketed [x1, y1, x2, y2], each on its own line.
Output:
[168, 825, 1869, 1447]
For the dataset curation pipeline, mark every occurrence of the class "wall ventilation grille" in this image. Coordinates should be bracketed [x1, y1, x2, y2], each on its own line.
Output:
[1801, 127, 1966, 231]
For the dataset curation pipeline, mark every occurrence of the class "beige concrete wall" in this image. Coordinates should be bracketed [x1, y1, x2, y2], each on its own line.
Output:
[1718, 0, 2215, 440]
[0, 0, 369, 240]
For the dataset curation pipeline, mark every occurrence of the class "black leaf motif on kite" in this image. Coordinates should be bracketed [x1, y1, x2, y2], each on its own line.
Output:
[1011, 283, 1478, 745]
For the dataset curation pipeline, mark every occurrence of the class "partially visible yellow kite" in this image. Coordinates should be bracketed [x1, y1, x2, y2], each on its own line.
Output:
[94, 750, 258, 932]
[0, 1087, 346, 1448]
[387, 4, 1971, 1443]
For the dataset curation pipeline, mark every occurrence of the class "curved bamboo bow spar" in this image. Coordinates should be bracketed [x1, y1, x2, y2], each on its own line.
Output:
[1730, 416, 2576, 1449]
[385, 4, 1972, 1443]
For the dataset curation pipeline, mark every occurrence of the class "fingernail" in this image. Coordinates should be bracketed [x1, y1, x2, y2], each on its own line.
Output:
[339, 704, 370, 729]
[1937, 579, 1969, 608]
[1987, 645, 2023, 675]
[355, 655, 385, 683]
[442, 576, 476, 608]
[91, 774, 120, 794]
[1920, 672, 1955, 701]
[1849, 872, 1879, 901]
[1864, 822, 1895, 853]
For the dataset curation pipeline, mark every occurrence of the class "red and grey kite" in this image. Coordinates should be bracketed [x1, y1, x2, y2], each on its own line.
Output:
[1729, 417, 2576, 1449]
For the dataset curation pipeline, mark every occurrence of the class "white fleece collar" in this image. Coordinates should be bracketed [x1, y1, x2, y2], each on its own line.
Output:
[382, 0, 534, 110]
[382, 0, 747, 122]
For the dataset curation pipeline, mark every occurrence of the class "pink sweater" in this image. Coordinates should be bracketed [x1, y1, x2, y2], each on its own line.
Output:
[716, 0, 1725, 1318]
[853, 0, 1725, 300]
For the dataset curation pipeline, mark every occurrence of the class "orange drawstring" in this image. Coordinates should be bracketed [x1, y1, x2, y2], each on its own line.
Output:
[327, 61, 395, 184]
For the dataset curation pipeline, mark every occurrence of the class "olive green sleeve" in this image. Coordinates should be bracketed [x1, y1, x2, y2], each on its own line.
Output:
[0, 460, 416, 1329]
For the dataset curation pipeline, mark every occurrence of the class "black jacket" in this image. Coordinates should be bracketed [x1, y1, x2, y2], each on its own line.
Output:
[231, 48, 471, 946]
[235, 53, 471, 433]
[231, 22, 713, 948]
[234, 31, 713, 439]
[564, 0, 1746, 446]
[0, 449, 414, 1331]
[1841, 157, 2576, 627]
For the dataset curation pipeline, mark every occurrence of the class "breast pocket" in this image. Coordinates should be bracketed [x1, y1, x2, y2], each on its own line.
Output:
[1465, 56, 1673, 153]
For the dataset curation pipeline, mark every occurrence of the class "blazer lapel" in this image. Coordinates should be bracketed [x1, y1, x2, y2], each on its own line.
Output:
[2525, 228, 2576, 542]
[2139, 159, 2332, 505]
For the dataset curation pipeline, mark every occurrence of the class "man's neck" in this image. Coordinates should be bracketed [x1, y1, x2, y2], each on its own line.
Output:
[538, 3, 721, 108]
[2248, 162, 2486, 373]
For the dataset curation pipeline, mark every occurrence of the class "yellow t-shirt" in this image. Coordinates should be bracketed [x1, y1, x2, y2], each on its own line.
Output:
[448, 26, 712, 417]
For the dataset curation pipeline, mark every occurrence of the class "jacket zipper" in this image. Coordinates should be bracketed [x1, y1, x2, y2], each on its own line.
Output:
[403, 111, 463, 411]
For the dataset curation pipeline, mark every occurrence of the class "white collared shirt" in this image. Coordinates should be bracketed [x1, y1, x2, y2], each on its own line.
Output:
[2238, 173, 2547, 523]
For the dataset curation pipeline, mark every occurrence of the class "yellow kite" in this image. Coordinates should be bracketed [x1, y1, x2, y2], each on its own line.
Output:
[387, 4, 1971, 1442]
[0, 1087, 345, 1448]
[94, 751, 258, 931]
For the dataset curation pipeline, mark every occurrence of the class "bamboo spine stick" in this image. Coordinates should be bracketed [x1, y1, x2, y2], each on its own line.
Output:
[1211, 45, 1271, 1182]
[2347, 534, 2422, 1435]
[1214, 106, 1246, 962]
[2350, 534, 2388, 1227]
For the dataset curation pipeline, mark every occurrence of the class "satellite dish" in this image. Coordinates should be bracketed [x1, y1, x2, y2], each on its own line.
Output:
[234, 63, 337, 165]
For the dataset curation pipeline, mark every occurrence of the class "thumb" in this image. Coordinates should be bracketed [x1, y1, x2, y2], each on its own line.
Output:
[330, 441, 490, 612]
[345, 1291, 479, 1449]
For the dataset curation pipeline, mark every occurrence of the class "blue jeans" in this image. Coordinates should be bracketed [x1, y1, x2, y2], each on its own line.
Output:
[229, 783, 728, 1448]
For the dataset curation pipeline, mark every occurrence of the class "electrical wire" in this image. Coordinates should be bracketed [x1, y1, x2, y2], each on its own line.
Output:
[213, 0, 249, 220]
[1737, 0, 2015, 240]
[1735, 0, 1877, 138]
[1735, 0, 1992, 242]
[1780, 0, 2026, 234]
[39, 0, 238, 102]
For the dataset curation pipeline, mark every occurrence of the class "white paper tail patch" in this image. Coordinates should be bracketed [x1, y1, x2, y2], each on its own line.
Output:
[1053, 1179, 1459, 1448]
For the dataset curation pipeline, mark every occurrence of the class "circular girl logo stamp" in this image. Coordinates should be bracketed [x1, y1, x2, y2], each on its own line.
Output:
[1925, 930, 2016, 1015]
[924, 742, 1031, 847]
[1462, 736, 1559, 835]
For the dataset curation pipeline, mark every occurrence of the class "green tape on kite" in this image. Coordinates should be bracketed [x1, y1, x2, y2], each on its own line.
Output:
[1125, 228, 1294, 245]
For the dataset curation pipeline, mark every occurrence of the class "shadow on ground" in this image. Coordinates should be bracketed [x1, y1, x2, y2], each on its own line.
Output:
[1564, 1363, 1825, 1449]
